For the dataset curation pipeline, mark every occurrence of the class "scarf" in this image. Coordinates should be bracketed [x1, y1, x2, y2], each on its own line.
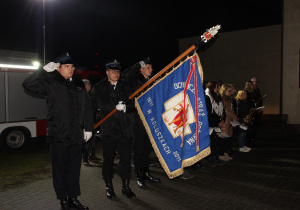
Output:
[205, 88, 223, 117]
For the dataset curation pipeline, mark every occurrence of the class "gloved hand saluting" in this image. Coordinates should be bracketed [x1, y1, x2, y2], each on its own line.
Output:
[83, 130, 92, 142]
[43, 62, 60, 72]
[116, 101, 126, 113]
[139, 60, 146, 68]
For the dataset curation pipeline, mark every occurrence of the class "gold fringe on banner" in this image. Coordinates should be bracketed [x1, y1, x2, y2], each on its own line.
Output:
[135, 52, 211, 179]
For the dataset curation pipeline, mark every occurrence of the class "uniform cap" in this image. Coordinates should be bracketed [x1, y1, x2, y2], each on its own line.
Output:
[54, 52, 74, 65]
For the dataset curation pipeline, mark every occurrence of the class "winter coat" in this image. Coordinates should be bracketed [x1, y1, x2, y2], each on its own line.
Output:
[121, 63, 148, 128]
[205, 95, 225, 129]
[253, 87, 262, 106]
[93, 77, 134, 138]
[221, 99, 238, 137]
[122, 62, 146, 93]
[245, 91, 256, 109]
[236, 99, 251, 124]
[22, 70, 94, 144]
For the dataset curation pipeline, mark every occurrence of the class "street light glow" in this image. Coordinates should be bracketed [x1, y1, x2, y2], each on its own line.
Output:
[32, 61, 40, 67]
[0, 64, 39, 70]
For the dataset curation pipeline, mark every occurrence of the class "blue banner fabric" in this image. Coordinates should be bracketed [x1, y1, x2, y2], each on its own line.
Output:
[135, 53, 211, 179]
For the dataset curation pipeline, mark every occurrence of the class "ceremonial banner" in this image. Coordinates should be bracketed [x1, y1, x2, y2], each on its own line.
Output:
[135, 53, 211, 179]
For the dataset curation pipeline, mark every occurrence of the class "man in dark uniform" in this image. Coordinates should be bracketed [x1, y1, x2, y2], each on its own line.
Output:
[122, 58, 161, 188]
[22, 53, 93, 210]
[93, 59, 136, 199]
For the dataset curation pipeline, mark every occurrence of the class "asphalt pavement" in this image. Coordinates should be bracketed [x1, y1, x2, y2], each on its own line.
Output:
[0, 128, 300, 210]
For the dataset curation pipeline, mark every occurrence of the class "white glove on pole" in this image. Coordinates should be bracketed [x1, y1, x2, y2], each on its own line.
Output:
[43, 62, 60, 72]
[83, 130, 93, 142]
[116, 101, 126, 113]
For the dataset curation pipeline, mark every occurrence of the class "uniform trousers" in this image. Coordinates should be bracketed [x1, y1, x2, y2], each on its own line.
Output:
[133, 126, 151, 169]
[50, 142, 82, 199]
[102, 135, 132, 180]
[83, 135, 96, 158]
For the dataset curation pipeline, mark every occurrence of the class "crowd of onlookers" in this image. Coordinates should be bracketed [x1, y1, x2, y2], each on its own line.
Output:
[202, 77, 263, 166]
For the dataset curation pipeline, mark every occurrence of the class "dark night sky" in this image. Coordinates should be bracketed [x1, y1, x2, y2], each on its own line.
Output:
[0, 0, 282, 74]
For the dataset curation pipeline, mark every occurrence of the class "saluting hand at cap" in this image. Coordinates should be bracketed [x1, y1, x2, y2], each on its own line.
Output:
[43, 62, 60, 72]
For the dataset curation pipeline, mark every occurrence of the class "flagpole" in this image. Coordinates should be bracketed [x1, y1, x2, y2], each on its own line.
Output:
[94, 25, 221, 129]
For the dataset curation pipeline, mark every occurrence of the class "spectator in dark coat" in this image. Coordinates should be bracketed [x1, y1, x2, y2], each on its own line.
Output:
[235, 90, 252, 152]
[22, 53, 93, 210]
[205, 81, 225, 166]
[250, 77, 264, 142]
[244, 81, 257, 146]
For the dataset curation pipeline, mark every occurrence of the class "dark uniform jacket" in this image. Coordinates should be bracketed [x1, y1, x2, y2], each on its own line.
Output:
[93, 77, 134, 138]
[121, 63, 147, 128]
[22, 70, 94, 144]
[122, 63, 146, 92]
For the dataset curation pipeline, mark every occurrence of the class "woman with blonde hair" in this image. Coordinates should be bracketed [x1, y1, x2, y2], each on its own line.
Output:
[235, 90, 252, 152]
[219, 84, 239, 161]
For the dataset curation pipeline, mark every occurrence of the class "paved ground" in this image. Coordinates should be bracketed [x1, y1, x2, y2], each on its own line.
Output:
[0, 128, 300, 210]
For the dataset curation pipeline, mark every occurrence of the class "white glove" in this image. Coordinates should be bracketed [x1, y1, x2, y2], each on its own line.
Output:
[116, 101, 126, 113]
[43, 62, 60, 72]
[83, 130, 93, 142]
[139, 61, 146, 68]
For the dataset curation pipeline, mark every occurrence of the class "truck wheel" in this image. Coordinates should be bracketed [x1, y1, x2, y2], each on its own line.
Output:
[1, 127, 30, 149]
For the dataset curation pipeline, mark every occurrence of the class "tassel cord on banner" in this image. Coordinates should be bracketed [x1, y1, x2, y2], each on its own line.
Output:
[181, 55, 200, 152]
[94, 25, 221, 129]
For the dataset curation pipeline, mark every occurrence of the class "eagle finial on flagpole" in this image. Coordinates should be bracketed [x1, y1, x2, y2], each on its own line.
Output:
[201, 25, 221, 43]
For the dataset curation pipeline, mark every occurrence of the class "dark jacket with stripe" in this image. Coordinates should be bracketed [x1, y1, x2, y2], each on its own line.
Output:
[121, 63, 148, 128]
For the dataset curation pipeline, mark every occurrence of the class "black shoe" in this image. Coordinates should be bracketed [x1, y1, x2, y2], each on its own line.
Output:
[122, 180, 136, 199]
[193, 162, 205, 170]
[89, 155, 102, 161]
[104, 179, 116, 199]
[227, 149, 236, 156]
[135, 168, 147, 188]
[208, 156, 223, 166]
[68, 197, 89, 210]
[181, 169, 193, 179]
[60, 198, 70, 210]
[143, 167, 161, 182]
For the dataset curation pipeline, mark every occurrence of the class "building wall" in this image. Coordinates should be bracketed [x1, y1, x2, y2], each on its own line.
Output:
[283, 0, 300, 124]
[179, 25, 282, 115]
